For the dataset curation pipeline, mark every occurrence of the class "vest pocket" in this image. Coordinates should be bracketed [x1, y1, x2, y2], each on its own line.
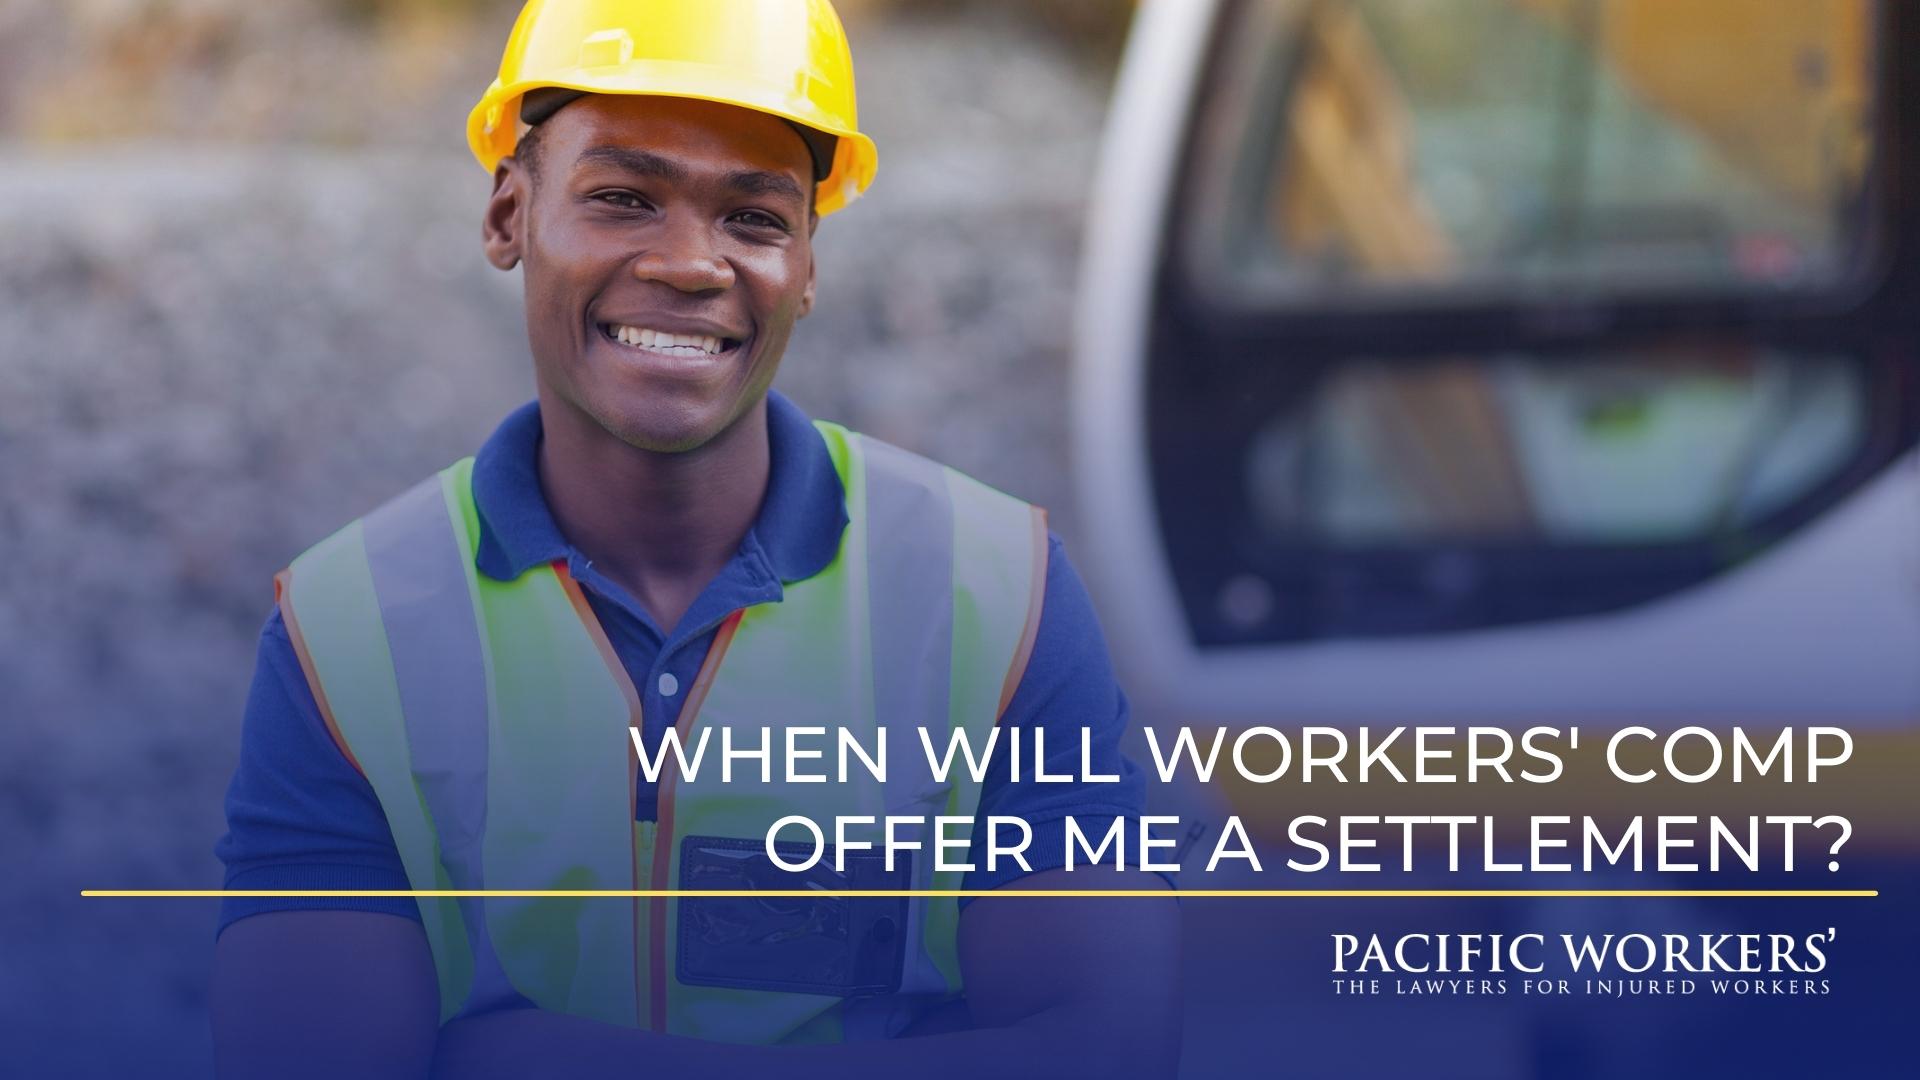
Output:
[677, 835, 911, 998]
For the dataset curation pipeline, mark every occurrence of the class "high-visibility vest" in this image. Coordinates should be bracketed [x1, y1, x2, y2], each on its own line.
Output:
[274, 420, 1047, 1043]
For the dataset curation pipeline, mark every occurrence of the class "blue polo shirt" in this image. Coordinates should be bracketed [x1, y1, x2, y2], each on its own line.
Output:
[216, 391, 1146, 932]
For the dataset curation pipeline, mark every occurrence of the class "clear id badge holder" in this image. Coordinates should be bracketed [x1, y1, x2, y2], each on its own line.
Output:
[677, 835, 913, 997]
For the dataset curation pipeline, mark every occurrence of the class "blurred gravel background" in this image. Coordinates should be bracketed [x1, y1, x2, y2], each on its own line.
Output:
[0, 1, 1124, 1073]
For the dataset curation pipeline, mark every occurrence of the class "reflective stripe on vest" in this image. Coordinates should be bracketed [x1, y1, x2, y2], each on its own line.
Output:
[276, 421, 1047, 1042]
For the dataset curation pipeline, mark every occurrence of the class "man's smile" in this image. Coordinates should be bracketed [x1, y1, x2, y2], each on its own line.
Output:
[595, 320, 748, 367]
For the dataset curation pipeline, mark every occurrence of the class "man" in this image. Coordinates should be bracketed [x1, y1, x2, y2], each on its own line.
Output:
[211, 1, 1179, 1076]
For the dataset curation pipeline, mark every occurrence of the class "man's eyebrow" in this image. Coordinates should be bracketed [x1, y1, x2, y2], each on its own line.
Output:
[722, 169, 807, 204]
[574, 146, 686, 181]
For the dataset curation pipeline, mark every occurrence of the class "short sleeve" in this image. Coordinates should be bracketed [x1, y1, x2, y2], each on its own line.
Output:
[214, 606, 419, 935]
[961, 534, 1150, 901]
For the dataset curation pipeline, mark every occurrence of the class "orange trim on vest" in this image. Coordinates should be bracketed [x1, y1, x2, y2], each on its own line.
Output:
[274, 570, 367, 777]
[551, 561, 650, 1031]
[995, 506, 1051, 721]
[651, 608, 746, 1033]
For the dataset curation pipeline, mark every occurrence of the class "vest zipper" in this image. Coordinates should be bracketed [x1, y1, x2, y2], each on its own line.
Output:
[647, 607, 747, 1032]
[550, 561, 652, 1030]
[556, 561, 750, 1034]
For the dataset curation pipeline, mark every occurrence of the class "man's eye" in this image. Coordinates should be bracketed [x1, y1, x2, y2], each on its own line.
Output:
[731, 210, 788, 231]
[593, 191, 648, 210]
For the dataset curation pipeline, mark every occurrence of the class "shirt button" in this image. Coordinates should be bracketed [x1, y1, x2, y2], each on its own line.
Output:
[658, 672, 680, 698]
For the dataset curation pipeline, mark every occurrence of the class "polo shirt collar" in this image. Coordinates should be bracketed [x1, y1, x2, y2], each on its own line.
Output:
[470, 390, 848, 587]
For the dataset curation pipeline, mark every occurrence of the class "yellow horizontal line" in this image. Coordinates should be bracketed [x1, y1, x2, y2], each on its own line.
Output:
[82, 889, 1879, 899]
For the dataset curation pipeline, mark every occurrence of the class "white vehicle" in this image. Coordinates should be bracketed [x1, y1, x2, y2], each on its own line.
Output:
[1073, 4, 1915, 1072]
[1075, 0, 1915, 756]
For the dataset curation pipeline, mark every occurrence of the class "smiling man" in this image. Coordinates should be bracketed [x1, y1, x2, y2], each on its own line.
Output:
[209, 1, 1176, 1078]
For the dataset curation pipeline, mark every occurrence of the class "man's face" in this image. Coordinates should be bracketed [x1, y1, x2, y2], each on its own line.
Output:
[484, 95, 817, 453]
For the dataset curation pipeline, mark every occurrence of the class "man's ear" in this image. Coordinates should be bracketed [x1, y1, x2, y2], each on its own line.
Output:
[798, 211, 819, 318]
[482, 161, 527, 271]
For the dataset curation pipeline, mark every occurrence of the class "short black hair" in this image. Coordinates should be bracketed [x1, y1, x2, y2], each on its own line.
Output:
[512, 120, 551, 181]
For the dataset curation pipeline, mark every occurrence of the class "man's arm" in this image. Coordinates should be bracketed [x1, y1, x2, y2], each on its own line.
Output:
[430, 867, 1181, 1080]
[212, 912, 440, 1080]
[218, 541, 1182, 1077]
[213, 610, 437, 1078]
[212, 869, 1181, 1080]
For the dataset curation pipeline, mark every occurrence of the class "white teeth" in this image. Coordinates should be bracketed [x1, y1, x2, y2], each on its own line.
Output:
[609, 325, 730, 355]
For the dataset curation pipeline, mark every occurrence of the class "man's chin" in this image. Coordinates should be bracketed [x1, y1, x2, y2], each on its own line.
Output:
[596, 397, 748, 456]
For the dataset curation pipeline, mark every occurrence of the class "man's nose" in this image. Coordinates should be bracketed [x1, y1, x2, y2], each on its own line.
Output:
[631, 216, 735, 293]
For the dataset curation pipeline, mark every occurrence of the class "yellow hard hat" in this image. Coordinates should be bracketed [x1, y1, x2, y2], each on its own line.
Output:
[468, 0, 878, 216]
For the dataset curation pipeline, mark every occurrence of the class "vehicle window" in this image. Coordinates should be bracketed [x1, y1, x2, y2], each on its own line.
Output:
[1244, 347, 1867, 546]
[1189, 0, 1876, 299]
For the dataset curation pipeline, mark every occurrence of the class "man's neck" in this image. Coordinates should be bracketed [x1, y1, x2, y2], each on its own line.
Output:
[534, 394, 771, 636]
